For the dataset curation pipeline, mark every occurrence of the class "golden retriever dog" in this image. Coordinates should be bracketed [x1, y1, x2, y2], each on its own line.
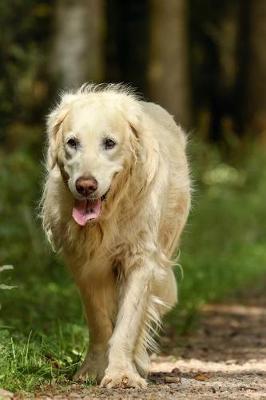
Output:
[41, 84, 191, 389]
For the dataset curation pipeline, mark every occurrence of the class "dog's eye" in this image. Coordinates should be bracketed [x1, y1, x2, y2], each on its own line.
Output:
[103, 137, 116, 150]
[67, 138, 79, 149]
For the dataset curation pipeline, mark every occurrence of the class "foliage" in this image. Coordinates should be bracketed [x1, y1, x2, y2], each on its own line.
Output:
[0, 141, 266, 392]
[169, 141, 266, 332]
[0, 265, 16, 291]
[0, 1, 52, 144]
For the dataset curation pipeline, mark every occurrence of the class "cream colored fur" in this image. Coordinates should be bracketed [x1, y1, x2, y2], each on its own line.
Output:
[41, 84, 191, 389]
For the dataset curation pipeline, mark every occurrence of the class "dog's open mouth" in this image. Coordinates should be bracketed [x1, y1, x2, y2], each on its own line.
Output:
[72, 195, 106, 226]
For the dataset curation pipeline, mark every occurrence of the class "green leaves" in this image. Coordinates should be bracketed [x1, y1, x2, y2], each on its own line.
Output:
[0, 265, 17, 291]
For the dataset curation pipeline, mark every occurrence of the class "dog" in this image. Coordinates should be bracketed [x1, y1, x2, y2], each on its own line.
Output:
[41, 84, 191, 389]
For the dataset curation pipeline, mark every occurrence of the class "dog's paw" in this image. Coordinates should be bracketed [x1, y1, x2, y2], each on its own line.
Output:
[100, 370, 147, 389]
[73, 352, 106, 383]
[73, 367, 98, 383]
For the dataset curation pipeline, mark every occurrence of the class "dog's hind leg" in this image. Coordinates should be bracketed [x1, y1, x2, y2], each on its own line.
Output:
[133, 267, 177, 376]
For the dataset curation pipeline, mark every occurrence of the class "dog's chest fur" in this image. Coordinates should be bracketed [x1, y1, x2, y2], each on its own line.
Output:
[62, 219, 139, 280]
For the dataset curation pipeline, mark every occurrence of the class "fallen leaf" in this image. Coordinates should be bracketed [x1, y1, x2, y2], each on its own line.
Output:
[193, 372, 210, 381]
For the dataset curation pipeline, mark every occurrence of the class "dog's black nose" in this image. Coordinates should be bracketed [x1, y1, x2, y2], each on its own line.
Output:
[75, 176, 98, 197]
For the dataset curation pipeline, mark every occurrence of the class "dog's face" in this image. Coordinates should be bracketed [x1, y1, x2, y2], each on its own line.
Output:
[49, 97, 137, 226]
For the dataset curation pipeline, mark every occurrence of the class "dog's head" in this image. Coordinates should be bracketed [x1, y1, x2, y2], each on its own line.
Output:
[46, 85, 146, 226]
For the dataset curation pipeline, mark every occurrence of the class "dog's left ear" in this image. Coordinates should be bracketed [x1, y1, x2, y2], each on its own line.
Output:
[120, 95, 142, 136]
[123, 98, 159, 189]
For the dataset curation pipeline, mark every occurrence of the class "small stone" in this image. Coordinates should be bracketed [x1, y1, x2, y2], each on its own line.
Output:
[170, 368, 181, 376]
[164, 376, 181, 384]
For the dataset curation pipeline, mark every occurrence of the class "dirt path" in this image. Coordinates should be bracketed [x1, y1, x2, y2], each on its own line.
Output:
[4, 283, 266, 399]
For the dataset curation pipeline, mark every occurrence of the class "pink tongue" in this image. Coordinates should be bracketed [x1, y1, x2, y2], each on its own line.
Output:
[72, 199, 101, 226]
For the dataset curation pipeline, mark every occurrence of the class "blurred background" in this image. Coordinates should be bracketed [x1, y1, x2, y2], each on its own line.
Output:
[1, 0, 266, 392]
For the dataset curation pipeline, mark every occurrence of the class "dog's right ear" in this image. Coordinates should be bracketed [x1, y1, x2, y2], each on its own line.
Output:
[46, 104, 69, 169]
[46, 92, 79, 169]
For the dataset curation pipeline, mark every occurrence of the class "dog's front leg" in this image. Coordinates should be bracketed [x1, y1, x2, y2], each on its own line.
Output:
[74, 277, 117, 383]
[101, 261, 155, 389]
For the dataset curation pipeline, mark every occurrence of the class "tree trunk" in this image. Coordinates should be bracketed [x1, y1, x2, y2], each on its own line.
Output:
[245, 0, 266, 137]
[105, 0, 149, 94]
[209, 2, 239, 142]
[148, 0, 191, 128]
[51, 0, 104, 89]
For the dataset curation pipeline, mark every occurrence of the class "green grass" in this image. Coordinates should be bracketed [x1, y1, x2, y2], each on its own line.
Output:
[0, 142, 266, 393]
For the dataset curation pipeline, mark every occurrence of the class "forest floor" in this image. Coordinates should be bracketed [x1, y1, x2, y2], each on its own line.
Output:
[2, 281, 265, 400]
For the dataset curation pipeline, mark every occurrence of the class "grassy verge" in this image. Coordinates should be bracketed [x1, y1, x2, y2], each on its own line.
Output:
[0, 142, 266, 392]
